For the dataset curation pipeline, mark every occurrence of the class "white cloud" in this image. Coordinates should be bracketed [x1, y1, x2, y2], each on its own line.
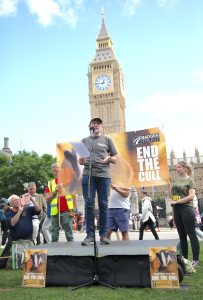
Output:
[25, 0, 61, 26]
[128, 90, 203, 157]
[74, 0, 84, 7]
[0, 0, 19, 16]
[25, 0, 84, 27]
[121, 0, 142, 16]
[0, 0, 180, 22]
[156, 0, 179, 7]
[119, 0, 180, 16]
[164, 115, 203, 157]
[0, 0, 83, 26]
[133, 91, 203, 115]
[193, 70, 203, 82]
[62, 7, 78, 27]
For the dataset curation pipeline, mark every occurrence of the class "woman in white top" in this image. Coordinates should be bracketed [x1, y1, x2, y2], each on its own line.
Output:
[139, 190, 159, 240]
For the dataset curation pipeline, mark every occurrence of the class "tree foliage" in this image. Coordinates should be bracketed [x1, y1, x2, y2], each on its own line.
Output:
[0, 151, 56, 198]
[153, 195, 166, 218]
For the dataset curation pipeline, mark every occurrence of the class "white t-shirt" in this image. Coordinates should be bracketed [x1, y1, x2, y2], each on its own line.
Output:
[109, 189, 130, 209]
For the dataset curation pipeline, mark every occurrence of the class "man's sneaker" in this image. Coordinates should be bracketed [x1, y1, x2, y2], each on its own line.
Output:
[0, 245, 5, 249]
[100, 235, 111, 245]
[81, 236, 94, 246]
[191, 260, 200, 268]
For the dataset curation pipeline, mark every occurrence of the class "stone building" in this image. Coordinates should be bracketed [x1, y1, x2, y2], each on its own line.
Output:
[0, 137, 12, 158]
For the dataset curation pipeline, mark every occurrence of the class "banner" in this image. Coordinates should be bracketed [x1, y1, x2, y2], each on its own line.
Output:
[22, 249, 48, 288]
[149, 247, 179, 289]
[109, 127, 169, 187]
[12, 240, 33, 270]
[56, 142, 83, 194]
[56, 127, 169, 193]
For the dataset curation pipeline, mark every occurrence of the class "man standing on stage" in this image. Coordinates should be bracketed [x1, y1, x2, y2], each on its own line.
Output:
[79, 117, 117, 245]
[45, 163, 75, 242]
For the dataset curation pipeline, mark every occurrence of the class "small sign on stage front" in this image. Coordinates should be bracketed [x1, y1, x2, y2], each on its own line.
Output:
[12, 240, 33, 270]
[22, 249, 48, 288]
[149, 247, 179, 289]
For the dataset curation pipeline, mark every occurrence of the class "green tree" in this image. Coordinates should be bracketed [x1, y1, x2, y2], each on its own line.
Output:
[0, 154, 11, 198]
[0, 151, 56, 198]
[152, 195, 166, 218]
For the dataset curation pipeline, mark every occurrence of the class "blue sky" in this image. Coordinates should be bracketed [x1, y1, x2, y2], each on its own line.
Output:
[1, 0, 203, 158]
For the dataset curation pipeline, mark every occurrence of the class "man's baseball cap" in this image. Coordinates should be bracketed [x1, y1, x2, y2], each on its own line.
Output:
[89, 117, 102, 124]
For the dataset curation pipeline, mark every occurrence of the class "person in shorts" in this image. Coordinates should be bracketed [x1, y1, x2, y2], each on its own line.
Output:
[107, 185, 131, 240]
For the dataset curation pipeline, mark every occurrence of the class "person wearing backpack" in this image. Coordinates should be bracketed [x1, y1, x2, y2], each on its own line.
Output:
[139, 190, 159, 240]
[0, 198, 9, 249]
[150, 200, 160, 231]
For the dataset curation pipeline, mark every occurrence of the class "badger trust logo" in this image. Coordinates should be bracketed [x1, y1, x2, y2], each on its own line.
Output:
[133, 133, 160, 145]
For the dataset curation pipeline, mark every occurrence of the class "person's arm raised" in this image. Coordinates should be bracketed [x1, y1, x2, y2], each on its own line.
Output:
[10, 205, 24, 227]
[111, 185, 130, 198]
[30, 196, 41, 212]
[45, 183, 62, 203]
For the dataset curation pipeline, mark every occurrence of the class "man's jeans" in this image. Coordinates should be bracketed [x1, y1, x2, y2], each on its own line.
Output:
[82, 175, 111, 237]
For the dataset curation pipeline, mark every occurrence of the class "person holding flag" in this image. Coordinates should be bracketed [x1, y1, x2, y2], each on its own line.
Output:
[45, 163, 76, 242]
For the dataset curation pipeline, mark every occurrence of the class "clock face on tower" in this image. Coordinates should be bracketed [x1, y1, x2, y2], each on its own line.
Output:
[95, 74, 111, 91]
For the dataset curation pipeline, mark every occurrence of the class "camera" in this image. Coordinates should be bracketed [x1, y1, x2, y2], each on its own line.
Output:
[0, 198, 8, 209]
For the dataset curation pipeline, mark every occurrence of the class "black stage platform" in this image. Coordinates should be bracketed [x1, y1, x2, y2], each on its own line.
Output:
[33, 239, 180, 287]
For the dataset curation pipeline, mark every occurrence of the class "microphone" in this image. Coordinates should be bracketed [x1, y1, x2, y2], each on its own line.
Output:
[89, 127, 95, 135]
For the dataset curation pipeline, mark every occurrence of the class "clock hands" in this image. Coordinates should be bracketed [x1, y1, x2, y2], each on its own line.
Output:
[95, 75, 111, 91]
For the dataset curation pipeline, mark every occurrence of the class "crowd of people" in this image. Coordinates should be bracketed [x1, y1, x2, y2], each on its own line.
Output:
[0, 118, 202, 272]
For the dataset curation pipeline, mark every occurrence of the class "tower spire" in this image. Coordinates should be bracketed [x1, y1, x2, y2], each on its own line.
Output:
[101, 4, 104, 19]
[97, 5, 109, 40]
[88, 7, 126, 134]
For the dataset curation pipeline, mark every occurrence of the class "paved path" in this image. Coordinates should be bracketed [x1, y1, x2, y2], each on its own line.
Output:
[58, 228, 179, 243]
[0, 228, 179, 245]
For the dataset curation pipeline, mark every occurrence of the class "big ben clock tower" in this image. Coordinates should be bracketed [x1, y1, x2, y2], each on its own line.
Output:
[88, 10, 126, 134]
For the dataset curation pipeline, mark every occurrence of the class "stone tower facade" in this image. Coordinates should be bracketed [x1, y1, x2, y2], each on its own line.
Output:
[0, 137, 12, 158]
[88, 11, 126, 134]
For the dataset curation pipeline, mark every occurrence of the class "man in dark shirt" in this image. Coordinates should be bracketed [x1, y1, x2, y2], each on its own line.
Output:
[6, 194, 41, 241]
[0, 194, 40, 269]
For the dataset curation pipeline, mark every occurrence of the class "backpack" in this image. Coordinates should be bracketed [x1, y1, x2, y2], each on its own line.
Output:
[0, 208, 6, 222]
[150, 200, 158, 219]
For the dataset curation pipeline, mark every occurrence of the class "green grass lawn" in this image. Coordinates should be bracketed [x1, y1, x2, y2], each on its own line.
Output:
[0, 242, 202, 300]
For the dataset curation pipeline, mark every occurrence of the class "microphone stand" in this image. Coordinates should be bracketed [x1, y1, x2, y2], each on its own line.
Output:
[71, 131, 114, 290]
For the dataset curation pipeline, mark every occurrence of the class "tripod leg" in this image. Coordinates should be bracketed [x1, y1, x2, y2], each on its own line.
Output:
[93, 275, 115, 289]
[70, 280, 96, 290]
[98, 280, 115, 289]
[69, 277, 115, 291]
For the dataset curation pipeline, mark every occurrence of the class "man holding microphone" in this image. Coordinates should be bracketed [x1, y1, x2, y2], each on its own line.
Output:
[79, 117, 117, 246]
